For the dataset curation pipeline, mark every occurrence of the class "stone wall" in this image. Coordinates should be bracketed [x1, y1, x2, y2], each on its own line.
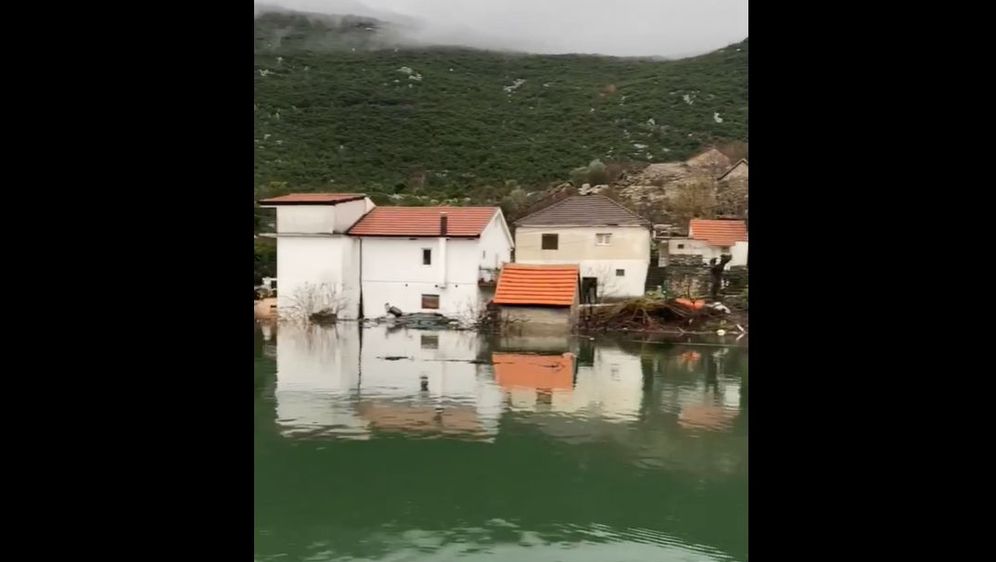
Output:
[663, 258, 747, 305]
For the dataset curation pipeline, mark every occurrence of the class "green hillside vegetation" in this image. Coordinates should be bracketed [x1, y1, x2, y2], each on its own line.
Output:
[254, 11, 746, 202]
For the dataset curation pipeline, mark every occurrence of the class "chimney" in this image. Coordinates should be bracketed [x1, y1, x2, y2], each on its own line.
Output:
[440, 212, 448, 236]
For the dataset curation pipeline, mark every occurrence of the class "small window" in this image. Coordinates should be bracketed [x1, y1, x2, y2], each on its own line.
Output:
[422, 248, 432, 265]
[422, 294, 440, 309]
[541, 233, 559, 250]
[615, 269, 625, 277]
[482, 250, 486, 258]
[596, 233, 612, 245]
[421, 335, 438, 349]
[677, 243, 685, 249]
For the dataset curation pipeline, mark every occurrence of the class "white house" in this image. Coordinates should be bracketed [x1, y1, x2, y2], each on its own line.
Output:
[258, 193, 374, 320]
[663, 219, 748, 266]
[259, 194, 514, 321]
[513, 194, 651, 301]
[348, 206, 514, 319]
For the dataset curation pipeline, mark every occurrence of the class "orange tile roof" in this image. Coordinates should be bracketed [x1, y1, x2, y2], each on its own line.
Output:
[492, 353, 575, 390]
[689, 219, 748, 247]
[347, 207, 499, 237]
[257, 193, 366, 205]
[493, 264, 579, 306]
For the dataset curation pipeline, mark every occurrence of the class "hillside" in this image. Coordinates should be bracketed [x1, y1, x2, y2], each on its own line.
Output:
[253, 9, 747, 204]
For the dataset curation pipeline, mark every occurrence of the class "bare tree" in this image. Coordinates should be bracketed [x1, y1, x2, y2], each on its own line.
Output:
[668, 180, 718, 226]
[281, 282, 347, 325]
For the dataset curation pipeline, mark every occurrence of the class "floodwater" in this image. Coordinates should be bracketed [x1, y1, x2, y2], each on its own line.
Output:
[254, 322, 747, 562]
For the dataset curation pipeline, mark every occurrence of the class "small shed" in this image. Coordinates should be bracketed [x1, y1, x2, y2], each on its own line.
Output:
[492, 264, 581, 333]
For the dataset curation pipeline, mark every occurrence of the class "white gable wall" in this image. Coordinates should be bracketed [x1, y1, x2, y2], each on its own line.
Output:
[275, 235, 362, 320]
[514, 225, 650, 298]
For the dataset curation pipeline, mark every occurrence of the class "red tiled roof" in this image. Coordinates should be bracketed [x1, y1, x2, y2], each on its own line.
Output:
[258, 193, 366, 205]
[347, 207, 499, 237]
[493, 264, 579, 306]
[689, 219, 748, 247]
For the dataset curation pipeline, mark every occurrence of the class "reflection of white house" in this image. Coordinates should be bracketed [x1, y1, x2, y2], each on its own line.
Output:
[259, 194, 513, 320]
[492, 344, 645, 421]
[273, 324, 504, 440]
[663, 219, 748, 266]
[513, 195, 651, 300]
[274, 324, 365, 438]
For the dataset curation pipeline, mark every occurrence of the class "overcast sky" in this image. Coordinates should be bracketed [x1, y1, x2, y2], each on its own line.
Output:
[259, 0, 747, 58]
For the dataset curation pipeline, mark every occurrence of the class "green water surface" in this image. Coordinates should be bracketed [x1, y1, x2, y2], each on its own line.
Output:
[254, 323, 747, 561]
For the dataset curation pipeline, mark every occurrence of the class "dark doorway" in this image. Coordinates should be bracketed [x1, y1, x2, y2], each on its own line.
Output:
[581, 277, 598, 304]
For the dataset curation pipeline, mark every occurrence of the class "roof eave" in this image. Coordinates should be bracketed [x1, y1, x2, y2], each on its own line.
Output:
[257, 195, 367, 207]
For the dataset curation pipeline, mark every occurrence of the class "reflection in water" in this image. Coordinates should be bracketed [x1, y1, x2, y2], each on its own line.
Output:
[274, 324, 503, 441]
[256, 324, 747, 562]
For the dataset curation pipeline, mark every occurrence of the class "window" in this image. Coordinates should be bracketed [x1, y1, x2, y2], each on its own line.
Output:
[422, 248, 432, 265]
[677, 243, 685, 249]
[421, 335, 438, 349]
[596, 233, 612, 245]
[541, 233, 558, 250]
[615, 269, 625, 277]
[482, 250, 486, 258]
[422, 294, 440, 309]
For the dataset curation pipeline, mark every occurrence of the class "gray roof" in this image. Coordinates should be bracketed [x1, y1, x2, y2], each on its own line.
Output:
[514, 195, 649, 227]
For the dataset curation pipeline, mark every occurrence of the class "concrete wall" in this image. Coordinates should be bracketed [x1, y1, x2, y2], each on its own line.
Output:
[498, 305, 574, 334]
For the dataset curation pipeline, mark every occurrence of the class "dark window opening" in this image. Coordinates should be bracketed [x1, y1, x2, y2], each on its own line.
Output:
[677, 243, 685, 249]
[422, 294, 440, 309]
[421, 335, 438, 349]
[422, 249, 432, 265]
[615, 269, 625, 277]
[541, 233, 558, 250]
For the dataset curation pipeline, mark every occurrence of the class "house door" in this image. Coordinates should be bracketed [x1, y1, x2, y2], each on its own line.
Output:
[581, 277, 598, 304]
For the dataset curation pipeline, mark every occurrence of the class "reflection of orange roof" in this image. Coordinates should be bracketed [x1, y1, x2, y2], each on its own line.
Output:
[678, 351, 701, 366]
[678, 404, 736, 430]
[357, 401, 482, 433]
[493, 264, 579, 306]
[689, 219, 748, 247]
[492, 353, 575, 390]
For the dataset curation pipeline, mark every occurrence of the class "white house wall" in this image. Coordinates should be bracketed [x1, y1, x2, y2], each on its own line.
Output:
[276, 236, 362, 319]
[477, 212, 514, 282]
[276, 206, 337, 234]
[667, 239, 748, 267]
[515, 226, 650, 298]
[359, 219, 512, 319]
